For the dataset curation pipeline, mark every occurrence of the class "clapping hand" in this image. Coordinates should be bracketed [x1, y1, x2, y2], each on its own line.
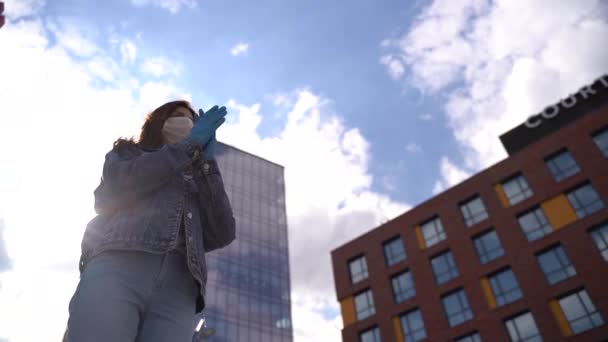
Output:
[190, 106, 226, 159]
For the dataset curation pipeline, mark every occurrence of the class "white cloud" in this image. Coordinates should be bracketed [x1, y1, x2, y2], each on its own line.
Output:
[46, 18, 99, 57]
[406, 142, 422, 153]
[419, 113, 433, 121]
[230, 42, 249, 56]
[432, 156, 471, 194]
[140, 57, 182, 77]
[130, 0, 198, 14]
[380, 54, 405, 80]
[120, 39, 137, 65]
[4, 0, 46, 19]
[383, 0, 608, 171]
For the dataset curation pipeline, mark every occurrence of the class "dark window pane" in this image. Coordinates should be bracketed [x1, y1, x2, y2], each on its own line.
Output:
[431, 251, 459, 285]
[518, 208, 553, 241]
[391, 271, 416, 303]
[400, 309, 426, 342]
[384, 237, 407, 266]
[442, 289, 473, 327]
[489, 269, 522, 307]
[537, 245, 576, 285]
[567, 184, 605, 218]
[559, 290, 605, 334]
[474, 230, 505, 264]
[546, 150, 580, 181]
[589, 223, 608, 261]
[349, 256, 369, 284]
[502, 175, 533, 205]
[355, 290, 375, 320]
[421, 217, 447, 247]
[505, 312, 542, 342]
[461, 196, 489, 227]
[593, 130, 608, 157]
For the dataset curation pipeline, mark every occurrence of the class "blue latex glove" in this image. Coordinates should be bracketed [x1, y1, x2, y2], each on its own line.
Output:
[203, 133, 217, 160]
[187, 105, 226, 147]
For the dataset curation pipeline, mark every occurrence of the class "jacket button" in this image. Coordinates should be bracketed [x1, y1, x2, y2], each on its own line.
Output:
[203, 163, 210, 172]
[187, 212, 193, 219]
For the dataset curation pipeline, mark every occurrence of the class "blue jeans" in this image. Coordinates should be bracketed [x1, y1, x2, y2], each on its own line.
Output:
[65, 249, 198, 342]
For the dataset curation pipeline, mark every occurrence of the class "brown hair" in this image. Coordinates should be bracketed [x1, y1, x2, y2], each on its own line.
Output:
[113, 100, 196, 153]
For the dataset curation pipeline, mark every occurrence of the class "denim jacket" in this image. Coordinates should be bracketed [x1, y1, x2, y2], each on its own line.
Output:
[78, 138, 236, 312]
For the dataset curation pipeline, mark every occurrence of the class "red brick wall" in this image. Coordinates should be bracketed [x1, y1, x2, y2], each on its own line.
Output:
[332, 103, 608, 342]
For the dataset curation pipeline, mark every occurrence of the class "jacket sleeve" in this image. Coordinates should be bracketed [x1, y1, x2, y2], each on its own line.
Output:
[95, 138, 199, 214]
[194, 159, 236, 252]
[103, 138, 199, 193]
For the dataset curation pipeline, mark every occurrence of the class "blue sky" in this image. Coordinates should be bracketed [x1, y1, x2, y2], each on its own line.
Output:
[0, 0, 607, 341]
[44, 0, 457, 205]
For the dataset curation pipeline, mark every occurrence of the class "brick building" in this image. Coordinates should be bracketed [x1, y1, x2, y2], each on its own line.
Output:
[331, 75, 608, 342]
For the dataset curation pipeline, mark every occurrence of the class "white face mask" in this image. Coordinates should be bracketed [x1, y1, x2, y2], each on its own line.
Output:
[162, 116, 194, 144]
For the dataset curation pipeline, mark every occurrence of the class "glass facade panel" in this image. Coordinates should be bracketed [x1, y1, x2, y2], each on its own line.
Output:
[349, 256, 369, 283]
[505, 312, 543, 342]
[383, 237, 406, 266]
[421, 217, 447, 247]
[400, 309, 427, 342]
[442, 289, 473, 327]
[430, 250, 459, 285]
[391, 271, 415, 303]
[546, 150, 580, 181]
[199, 143, 293, 342]
[593, 129, 608, 157]
[518, 208, 553, 241]
[359, 327, 381, 342]
[355, 290, 375, 320]
[567, 183, 605, 218]
[559, 289, 605, 334]
[536, 246, 576, 285]
[461, 196, 489, 227]
[474, 230, 505, 264]
[489, 269, 522, 307]
[502, 175, 534, 205]
[589, 223, 608, 261]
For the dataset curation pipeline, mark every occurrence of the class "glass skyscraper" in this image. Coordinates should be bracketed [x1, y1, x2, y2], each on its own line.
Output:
[196, 142, 293, 342]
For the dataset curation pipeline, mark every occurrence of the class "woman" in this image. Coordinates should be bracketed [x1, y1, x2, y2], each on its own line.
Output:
[65, 100, 236, 342]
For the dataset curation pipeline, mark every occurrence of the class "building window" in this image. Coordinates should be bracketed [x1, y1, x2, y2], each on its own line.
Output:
[559, 289, 604, 334]
[391, 271, 416, 304]
[517, 208, 553, 242]
[460, 196, 489, 227]
[400, 309, 427, 342]
[354, 289, 375, 320]
[545, 150, 580, 181]
[431, 250, 459, 285]
[593, 129, 608, 157]
[456, 332, 482, 342]
[474, 230, 505, 264]
[566, 183, 605, 218]
[502, 174, 534, 205]
[536, 245, 576, 285]
[489, 269, 523, 307]
[442, 289, 473, 327]
[505, 312, 542, 342]
[589, 222, 608, 261]
[359, 326, 381, 342]
[349, 255, 368, 284]
[383, 237, 406, 267]
[421, 217, 447, 248]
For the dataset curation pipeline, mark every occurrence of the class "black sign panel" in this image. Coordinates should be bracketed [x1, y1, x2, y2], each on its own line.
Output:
[500, 75, 608, 155]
